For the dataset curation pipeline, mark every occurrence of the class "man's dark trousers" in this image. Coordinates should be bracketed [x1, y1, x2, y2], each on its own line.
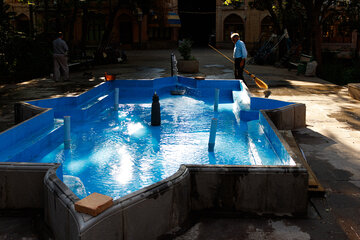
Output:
[234, 57, 245, 80]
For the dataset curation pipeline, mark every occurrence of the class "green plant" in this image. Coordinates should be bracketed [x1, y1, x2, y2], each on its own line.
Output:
[178, 39, 193, 60]
[321, 55, 360, 85]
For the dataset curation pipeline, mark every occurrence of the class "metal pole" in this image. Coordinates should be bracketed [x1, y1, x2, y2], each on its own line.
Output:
[64, 116, 71, 149]
[171, 53, 174, 77]
[114, 88, 119, 110]
[208, 118, 218, 152]
[214, 88, 220, 112]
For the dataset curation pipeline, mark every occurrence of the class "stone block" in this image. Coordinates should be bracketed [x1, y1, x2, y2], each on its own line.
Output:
[177, 59, 199, 73]
[279, 106, 295, 130]
[0, 164, 55, 209]
[75, 192, 113, 216]
[264, 109, 281, 129]
[14, 102, 45, 124]
[348, 83, 360, 101]
[293, 103, 306, 129]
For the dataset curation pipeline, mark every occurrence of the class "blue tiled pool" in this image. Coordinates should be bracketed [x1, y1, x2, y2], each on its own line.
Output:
[0, 77, 295, 200]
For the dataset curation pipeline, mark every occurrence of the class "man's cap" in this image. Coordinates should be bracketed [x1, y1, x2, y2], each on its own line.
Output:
[231, 33, 239, 39]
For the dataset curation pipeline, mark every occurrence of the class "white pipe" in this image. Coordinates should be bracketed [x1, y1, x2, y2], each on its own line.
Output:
[114, 88, 119, 110]
[214, 88, 220, 112]
[208, 118, 218, 152]
[64, 116, 71, 149]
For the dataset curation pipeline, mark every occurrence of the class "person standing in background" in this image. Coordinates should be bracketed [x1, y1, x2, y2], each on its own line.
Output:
[53, 32, 69, 82]
[231, 33, 247, 82]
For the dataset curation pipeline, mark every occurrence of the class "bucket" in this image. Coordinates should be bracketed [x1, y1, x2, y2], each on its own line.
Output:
[105, 73, 116, 81]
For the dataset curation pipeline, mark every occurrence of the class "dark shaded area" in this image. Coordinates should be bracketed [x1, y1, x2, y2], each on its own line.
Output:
[320, 52, 360, 86]
[173, 129, 360, 240]
[0, 209, 53, 240]
[0, 35, 53, 83]
[251, 85, 343, 97]
[328, 107, 360, 131]
[293, 129, 360, 240]
[178, 0, 216, 46]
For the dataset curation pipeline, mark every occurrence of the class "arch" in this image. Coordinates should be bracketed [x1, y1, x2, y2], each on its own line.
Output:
[15, 13, 29, 34]
[87, 12, 106, 44]
[117, 13, 133, 44]
[16, 13, 29, 21]
[260, 16, 274, 37]
[223, 14, 244, 42]
[322, 14, 351, 43]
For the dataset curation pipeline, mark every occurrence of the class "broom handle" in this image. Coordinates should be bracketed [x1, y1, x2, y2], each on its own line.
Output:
[208, 44, 235, 64]
[208, 44, 268, 89]
[208, 44, 257, 77]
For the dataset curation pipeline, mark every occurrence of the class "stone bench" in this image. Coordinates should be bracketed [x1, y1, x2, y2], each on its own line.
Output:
[348, 83, 360, 101]
[262, 103, 306, 130]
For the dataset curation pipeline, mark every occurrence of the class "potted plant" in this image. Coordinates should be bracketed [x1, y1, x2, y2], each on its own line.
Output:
[177, 39, 199, 73]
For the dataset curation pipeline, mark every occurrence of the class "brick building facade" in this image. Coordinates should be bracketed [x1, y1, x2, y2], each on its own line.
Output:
[4, 0, 358, 56]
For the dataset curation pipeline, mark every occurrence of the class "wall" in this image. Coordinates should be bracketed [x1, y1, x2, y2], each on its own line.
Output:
[14, 102, 46, 124]
[189, 165, 308, 215]
[262, 103, 306, 130]
[215, 0, 270, 50]
[44, 165, 192, 240]
[0, 163, 57, 209]
[44, 163, 307, 240]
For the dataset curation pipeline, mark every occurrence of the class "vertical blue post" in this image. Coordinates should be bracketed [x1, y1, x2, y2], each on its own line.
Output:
[64, 116, 71, 149]
[214, 88, 220, 112]
[208, 118, 218, 152]
[114, 88, 119, 110]
[171, 53, 174, 77]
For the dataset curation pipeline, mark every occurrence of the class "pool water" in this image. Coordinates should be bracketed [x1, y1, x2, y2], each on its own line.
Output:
[38, 95, 287, 199]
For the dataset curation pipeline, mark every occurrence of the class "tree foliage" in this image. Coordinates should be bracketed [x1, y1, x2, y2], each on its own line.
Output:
[223, 0, 360, 68]
[223, 0, 244, 8]
[0, 0, 52, 82]
[0, 0, 15, 77]
[344, 0, 360, 32]
[178, 39, 193, 60]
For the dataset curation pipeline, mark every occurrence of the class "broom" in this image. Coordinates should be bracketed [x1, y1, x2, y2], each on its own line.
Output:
[208, 44, 268, 90]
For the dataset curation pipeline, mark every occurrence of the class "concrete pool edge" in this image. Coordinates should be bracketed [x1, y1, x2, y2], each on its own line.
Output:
[0, 162, 58, 209]
[41, 96, 309, 240]
[0, 77, 310, 239]
[43, 98, 309, 238]
[44, 163, 308, 240]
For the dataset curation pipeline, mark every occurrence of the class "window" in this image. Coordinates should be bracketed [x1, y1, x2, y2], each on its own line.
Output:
[224, 14, 244, 42]
[87, 13, 105, 43]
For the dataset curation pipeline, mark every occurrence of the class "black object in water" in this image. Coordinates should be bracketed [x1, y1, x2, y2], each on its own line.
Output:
[170, 86, 185, 95]
[151, 92, 161, 126]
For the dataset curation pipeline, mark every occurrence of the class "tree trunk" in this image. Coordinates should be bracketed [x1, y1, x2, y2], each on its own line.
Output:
[96, 4, 120, 58]
[356, 32, 360, 59]
[312, 17, 322, 73]
[81, 4, 88, 47]
[68, 0, 79, 53]
[29, 4, 34, 37]
[43, 0, 49, 34]
[311, 4, 323, 74]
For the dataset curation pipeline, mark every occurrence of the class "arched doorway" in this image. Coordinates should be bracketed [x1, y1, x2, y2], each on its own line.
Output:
[118, 14, 133, 45]
[322, 14, 352, 43]
[224, 14, 244, 43]
[178, 0, 216, 46]
[87, 13, 105, 45]
[260, 16, 274, 39]
[15, 14, 29, 34]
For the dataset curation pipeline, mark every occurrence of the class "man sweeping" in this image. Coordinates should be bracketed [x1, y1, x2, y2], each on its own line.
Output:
[231, 33, 247, 82]
[53, 32, 69, 82]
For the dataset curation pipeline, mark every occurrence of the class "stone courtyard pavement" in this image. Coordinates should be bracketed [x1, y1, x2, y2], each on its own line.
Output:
[0, 48, 360, 239]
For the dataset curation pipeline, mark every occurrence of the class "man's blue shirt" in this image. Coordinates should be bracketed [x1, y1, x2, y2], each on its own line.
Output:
[233, 40, 247, 59]
[53, 38, 68, 55]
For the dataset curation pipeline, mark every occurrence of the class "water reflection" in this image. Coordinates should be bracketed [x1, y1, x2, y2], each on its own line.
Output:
[38, 95, 284, 199]
[111, 146, 134, 185]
